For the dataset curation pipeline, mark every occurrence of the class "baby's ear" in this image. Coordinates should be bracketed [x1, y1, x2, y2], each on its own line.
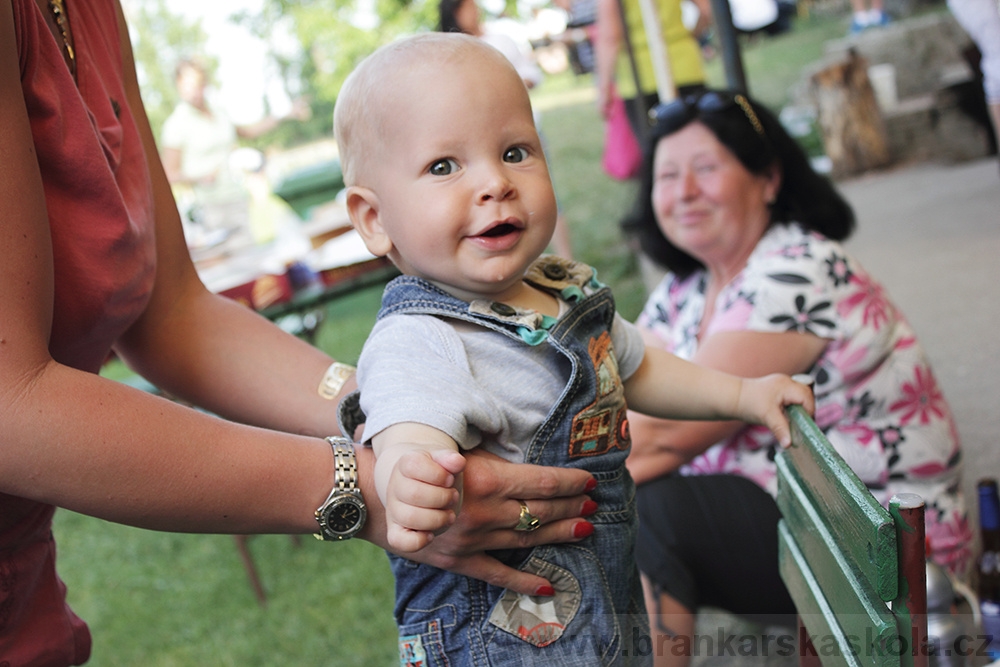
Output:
[345, 186, 392, 257]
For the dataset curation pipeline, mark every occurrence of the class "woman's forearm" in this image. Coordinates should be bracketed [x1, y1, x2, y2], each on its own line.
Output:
[0, 360, 335, 535]
[626, 410, 742, 485]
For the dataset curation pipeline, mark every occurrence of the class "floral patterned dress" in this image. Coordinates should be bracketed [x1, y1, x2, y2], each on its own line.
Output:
[637, 223, 972, 575]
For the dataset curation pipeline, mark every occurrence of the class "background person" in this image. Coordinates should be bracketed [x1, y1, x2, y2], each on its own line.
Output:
[847, 0, 890, 33]
[946, 0, 1000, 171]
[0, 1, 600, 663]
[622, 89, 972, 664]
[160, 57, 311, 238]
[594, 0, 708, 140]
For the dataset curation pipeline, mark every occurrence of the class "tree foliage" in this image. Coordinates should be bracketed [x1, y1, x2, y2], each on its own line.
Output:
[128, 0, 508, 148]
[248, 0, 440, 111]
[126, 0, 327, 148]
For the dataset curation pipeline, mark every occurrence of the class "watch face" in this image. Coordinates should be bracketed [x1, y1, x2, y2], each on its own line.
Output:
[319, 494, 366, 540]
[330, 502, 361, 532]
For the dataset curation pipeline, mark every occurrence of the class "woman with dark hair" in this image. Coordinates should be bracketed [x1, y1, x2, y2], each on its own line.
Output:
[624, 90, 971, 664]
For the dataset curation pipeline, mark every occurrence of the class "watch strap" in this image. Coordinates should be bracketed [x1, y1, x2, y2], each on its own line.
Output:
[314, 436, 365, 541]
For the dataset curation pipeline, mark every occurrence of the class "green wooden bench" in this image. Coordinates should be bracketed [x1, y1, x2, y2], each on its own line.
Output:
[776, 406, 928, 667]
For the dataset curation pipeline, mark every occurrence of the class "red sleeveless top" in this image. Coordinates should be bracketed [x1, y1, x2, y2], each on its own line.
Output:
[3, 0, 156, 663]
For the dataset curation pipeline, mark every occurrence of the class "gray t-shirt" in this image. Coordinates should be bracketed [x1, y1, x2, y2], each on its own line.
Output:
[357, 307, 645, 462]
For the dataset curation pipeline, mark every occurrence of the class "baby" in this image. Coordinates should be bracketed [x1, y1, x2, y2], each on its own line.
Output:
[334, 32, 813, 666]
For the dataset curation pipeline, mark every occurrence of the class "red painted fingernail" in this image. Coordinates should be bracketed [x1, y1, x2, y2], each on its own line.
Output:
[573, 521, 595, 539]
[534, 585, 555, 597]
[581, 500, 599, 516]
[585, 478, 598, 492]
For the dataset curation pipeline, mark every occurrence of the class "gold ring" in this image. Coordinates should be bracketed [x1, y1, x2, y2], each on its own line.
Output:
[514, 500, 541, 532]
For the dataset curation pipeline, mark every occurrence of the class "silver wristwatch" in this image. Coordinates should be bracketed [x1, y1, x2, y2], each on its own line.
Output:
[314, 437, 367, 541]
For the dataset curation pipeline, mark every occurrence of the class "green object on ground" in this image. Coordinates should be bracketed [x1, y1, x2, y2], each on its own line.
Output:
[272, 158, 345, 220]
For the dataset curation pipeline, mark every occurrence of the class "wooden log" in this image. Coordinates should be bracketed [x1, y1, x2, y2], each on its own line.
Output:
[810, 48, 893, 178]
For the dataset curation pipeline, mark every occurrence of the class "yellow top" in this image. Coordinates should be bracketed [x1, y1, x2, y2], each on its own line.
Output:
[616, 0, 705, 99]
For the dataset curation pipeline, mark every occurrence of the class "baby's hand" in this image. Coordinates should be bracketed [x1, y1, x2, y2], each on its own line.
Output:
[381, 449, 466, 553]
[736, 374, 815, 448]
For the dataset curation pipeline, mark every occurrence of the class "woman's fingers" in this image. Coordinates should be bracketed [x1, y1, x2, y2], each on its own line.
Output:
[431, 553, 557, 597]
[396, 449, 598, 595]
[411, 518, 595, 596]
[462, 448, 595, 526]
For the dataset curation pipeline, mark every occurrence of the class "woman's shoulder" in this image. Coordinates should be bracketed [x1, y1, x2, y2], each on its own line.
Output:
[744, 223, 852, 285]
[713, 223, 861, 338]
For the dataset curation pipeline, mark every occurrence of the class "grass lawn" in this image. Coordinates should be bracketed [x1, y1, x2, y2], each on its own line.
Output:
[63, 12, 853, 664]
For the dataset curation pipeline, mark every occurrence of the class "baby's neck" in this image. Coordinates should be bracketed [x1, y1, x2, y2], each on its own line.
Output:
[431, 278, 560, 317]
[502, 282, 561, 318]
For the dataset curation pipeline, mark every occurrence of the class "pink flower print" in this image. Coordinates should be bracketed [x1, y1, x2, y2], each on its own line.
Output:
[925, 509, 973, 576]
[769, 294, 836, 336]
[878, 426, 904, 450]
[839, 422, 878, 447]
[731, 425, 772, 452]
[714, 294, 754, 330]
[908, 461, 950, 477]
[889, 365, 946, 426]
[826, 345, 870, 385]
[779, 241, 812, 260]
[685, 442, 737, 475]
[814, 402, 844, 431]
[845, 390, 877, 421]
[838, 275, 891, 330]
[824, 251, 853, 287]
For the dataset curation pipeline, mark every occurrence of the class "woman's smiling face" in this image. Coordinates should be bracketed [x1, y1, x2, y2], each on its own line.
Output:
[651, 121, 779, 270]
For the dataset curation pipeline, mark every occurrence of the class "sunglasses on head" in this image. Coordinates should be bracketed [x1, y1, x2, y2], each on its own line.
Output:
[648, 91, 766, 138]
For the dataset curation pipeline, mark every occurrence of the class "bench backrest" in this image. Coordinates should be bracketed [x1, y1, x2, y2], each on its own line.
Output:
[776, 406, 927, 667]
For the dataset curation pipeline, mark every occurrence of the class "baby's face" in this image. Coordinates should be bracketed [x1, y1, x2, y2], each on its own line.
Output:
[359, 47, 557, 304]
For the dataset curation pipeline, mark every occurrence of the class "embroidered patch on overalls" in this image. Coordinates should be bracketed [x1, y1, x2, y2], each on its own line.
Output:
[488, 556, 582, 647]
[568, 331, 630, 458]
[399, 633, 427, 667]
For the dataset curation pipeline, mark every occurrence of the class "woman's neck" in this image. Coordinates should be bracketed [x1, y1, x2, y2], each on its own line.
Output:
[698, 233, 765, 337]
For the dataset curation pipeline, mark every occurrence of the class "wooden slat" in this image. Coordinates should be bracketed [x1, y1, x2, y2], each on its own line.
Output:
[779, 523, 898, 667]
[779, 522, 862, 667]
[776, 456, 898, 644]
[778, 407, 898, 601]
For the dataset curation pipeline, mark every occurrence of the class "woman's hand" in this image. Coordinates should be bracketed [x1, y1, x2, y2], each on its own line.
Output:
[365, 447, 597, 596]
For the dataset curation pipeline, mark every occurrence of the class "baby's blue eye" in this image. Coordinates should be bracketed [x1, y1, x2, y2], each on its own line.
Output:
[503, 147, 529, 163]
[430, 158, 459, 176]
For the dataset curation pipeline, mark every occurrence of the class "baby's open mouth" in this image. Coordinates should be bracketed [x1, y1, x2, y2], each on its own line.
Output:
[479, 222, 518, 237]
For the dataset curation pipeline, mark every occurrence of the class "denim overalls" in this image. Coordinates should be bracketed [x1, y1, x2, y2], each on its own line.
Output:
[341, 257, 651, 667]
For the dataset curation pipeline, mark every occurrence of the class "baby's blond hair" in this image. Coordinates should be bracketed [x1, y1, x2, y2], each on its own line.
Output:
[333, 32, 519, 187]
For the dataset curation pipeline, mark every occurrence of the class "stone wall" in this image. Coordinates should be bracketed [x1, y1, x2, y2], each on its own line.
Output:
[789, 10, 995, 171]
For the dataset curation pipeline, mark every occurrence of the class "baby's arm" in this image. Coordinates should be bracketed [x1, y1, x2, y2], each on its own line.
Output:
[623, 347, 814, 446]
[371, 423, 467, 553]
